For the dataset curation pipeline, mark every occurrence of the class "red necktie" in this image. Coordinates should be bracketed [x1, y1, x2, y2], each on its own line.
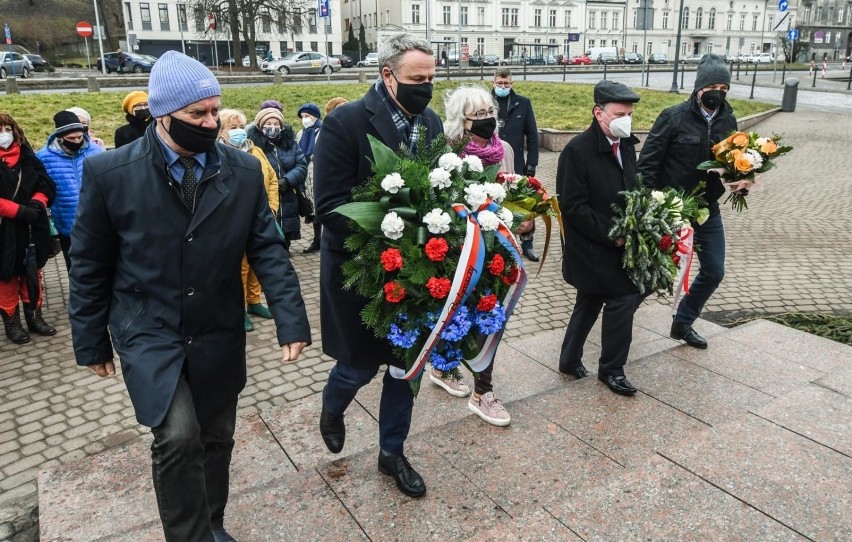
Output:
[611, 141, 619, 159]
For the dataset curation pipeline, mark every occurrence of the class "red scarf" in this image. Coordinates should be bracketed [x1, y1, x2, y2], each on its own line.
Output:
[0, 143, 21, 168]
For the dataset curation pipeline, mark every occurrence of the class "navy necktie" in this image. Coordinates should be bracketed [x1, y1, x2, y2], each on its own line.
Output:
[179, 156, 198, 211]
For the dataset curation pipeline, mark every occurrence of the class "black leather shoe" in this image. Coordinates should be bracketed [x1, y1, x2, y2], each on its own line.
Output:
[522, 246, 540, 262]
[319, 402, 345, 454]
[211, 527, 237, 542]
[378, 452, 426, 498]
[670, 322, 708, 349]
[302, 239, 320, 253]
[599, 374, 637, 396]
[559, 363, 590, 379]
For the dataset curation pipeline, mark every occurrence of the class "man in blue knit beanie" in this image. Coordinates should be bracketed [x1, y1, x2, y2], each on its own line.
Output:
[68, 51, 311, 542]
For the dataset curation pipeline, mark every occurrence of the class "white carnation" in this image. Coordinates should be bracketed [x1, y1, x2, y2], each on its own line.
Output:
[745, 149, 764, 169]
[422, 208, 452, 234]
[380, 212, 405, 240]
[651, 191, 666, 203]
[477, 210, 500, 231]
[670, 196, 683, 210]
[380, 172, 405, 194]
[464, 184, 489, 209]
[438, 153, 464, 172]
[428, 167, 452, 189]
[483, 182, 507, 203]
[755, 137, 769, 147]
[463, 155, 484, 173]
[497, 207, 514, 227]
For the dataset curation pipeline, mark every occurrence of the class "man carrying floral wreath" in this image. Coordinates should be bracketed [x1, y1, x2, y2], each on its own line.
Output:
[312, 33, 442, 498]
[638, 54, 737, 349]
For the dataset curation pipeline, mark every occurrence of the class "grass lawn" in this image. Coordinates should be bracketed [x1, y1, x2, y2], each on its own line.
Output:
[1, 81, 775, 149]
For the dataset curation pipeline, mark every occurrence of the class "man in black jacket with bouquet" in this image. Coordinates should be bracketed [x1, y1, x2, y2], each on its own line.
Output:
[638, 54, 736, 349]
[313, 33, 442, 497]
[556, 80, 642, 396]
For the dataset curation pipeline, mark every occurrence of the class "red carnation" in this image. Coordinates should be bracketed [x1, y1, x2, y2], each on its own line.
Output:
[424, 237, 449, 262]
[496, 172, 508, 184]
[672, 254, 681, 266]
[384, 281, 406, 303]
[477, 293, 498, 312]
[527, 176, 543, 191]
[426, 277, 452, 299]
[659, 235, 673, 252]
[507, 265, 519, 283]
[488, 254, 505, 275]
[380, 248, 403, 271]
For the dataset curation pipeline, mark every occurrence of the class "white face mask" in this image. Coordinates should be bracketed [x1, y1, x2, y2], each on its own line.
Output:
[301, 116, 315, 129]
[605, 113, 632, 139]
[0, 132, 13, 149]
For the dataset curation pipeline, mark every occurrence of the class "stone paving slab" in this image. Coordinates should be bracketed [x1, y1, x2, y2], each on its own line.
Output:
[523, 377, 709, 468]
[316, 436, 511, 542]
[658, 414, 852, 541]
[813, 363, 852, 397]
[426, 402, 622, 517]
[752, 384, 851, 456]
[630, 352, 776, 426]
[462, 508, 583, 541]
[546, 455, 807, 542]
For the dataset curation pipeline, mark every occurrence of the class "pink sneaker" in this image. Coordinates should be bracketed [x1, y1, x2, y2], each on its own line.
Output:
[468, 392, 511, 427]
[429, 369, 471, 397]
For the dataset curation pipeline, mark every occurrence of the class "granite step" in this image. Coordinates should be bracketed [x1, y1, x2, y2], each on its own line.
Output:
[38, 308, 851, 541]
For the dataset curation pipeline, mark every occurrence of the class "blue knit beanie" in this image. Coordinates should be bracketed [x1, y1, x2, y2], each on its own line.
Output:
[297, 102, 322, 119]
[148, 51, 221, 117]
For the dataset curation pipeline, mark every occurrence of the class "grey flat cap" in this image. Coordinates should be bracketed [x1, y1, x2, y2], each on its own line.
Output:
[593, 80, 640, 105]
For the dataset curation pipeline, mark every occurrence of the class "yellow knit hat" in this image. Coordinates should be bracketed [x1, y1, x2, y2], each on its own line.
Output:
[122, 91, 149, 114]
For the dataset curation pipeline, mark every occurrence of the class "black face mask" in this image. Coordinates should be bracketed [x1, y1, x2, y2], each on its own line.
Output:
[166, 115, 220, 153]
[391, 73, 433, 116]
[700, 89, 727, 110]
[134, 109, 150, 121]
[467, 117, 497, 140]
[62, 139, 84, 152]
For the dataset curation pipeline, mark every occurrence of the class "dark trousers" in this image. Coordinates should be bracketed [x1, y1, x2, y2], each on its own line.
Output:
[59, 234, 72, 271]
[323, 361, 414, 455]
[150, 377, 237, 542]
[559, 290, 639, 378]
[674, 213, 725, 326]
[474, 361, 494, 395]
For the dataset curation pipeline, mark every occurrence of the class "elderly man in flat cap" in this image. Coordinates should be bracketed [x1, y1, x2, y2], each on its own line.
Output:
[69, 51, 310, 541]
[556, 80, 642, 396]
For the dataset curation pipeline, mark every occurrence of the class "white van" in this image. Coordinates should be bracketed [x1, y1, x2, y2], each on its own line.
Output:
[586, 47, 619, 65]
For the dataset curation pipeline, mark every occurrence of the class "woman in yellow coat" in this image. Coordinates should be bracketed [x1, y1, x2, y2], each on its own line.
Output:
[218, 109, 280, 331]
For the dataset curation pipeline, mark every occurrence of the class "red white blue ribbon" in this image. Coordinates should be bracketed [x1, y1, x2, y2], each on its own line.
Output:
[671, 226, 694, 315]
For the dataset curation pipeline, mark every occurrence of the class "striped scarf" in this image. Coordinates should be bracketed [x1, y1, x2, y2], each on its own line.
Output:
[374, 78, 422, 156]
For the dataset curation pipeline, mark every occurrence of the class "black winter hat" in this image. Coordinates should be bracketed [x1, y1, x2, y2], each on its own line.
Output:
[52, 110, 85, 137]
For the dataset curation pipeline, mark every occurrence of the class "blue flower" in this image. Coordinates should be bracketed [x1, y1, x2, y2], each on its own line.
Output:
[474, 304, 507, 335]
[387, 323, 420, 349]
[422, 311, 439, 329]
[440, 306, 472, 342]
[430, 347, 464, 371]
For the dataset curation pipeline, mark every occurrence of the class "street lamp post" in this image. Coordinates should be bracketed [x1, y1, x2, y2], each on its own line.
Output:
[670, 0, 686, 92]
[92, 0, 107, 74]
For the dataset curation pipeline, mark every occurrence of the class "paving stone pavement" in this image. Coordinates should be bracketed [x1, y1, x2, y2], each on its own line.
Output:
[1, 101, 851, 536]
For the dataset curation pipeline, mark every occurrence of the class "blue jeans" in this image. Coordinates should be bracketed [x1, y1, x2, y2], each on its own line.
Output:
[675, 213, 725, 326]
[323, 362, 414, 455]
[150, 376, 237, 542]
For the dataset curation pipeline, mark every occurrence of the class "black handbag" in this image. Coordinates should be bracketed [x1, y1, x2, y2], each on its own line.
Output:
[296, 187, 314, 218]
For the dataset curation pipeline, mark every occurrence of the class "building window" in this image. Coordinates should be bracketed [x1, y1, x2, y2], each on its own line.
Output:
[802, 6, 810, 24]
[588, 39, 595, 48]
[681, 42, 688, 56]
[511, 8, 518, 26]
[278, 10, 287, 33]
[706, 42, 714, 54]
[141, 3, 152, 30]
[310, 41, 318, 51]
[194, 6, 203, 31]
[478, 7, 485, 26]
[695, 7, 703, 29]
[601, 11, 608, 30]
[502, 8, 510, 26]
[550, 10, 557, 27]
[477, 37, 485, 54]
[295, 40, 303, 51]
[839, 8, 844, 23]
[412, 5, 420, 24]
[443, 6, 451, 25]
[293, 9, 302, 33]
[461, 6, 468, 25]
[752, 14, 758, 31]
[280, 41, 288, 53]
[632, 41, 638, 52]
[816, 7, 822, 22]
[726, 13, 733, 30]
[681, 7, 689, 29]
[309, 12, 317, 33]
[633, 10, 638, 28]
[612, 11, 619, 30]
[662, 11, 669, 29]
[565, 10, 572, 28]
[708, 8, 716, 30]
[158, 3, 169, 30]
[535, 9, 542, 27]
[646, 42, 652, 55]
[768, 14, 774, 31]
[589, 11, 596, 29]
[739, 14, 745, 31]
[262, 8, 272, 33]
[125, 2, 134, 30]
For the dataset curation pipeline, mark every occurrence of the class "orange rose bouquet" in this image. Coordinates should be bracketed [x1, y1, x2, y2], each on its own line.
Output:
[698, 131, 793, 211]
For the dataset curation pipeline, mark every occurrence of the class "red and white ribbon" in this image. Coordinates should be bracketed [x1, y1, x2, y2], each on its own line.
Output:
[670, 226, 694, 315]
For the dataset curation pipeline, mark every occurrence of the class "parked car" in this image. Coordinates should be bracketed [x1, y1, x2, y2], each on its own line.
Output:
[262, 51, 341, 75]
[595, 51, 619, 64]
[561, 54, 591, 65]
[680, 54, 705, 64]
[722, 54, 736, 63]
[623, 52, 644, 64]
[357, 52, 379, 67]
[500, 55, 527, 65]
[752, 53, 774, 63]
[96, 52, 157, 73]
[24, 54, 50, 71]
[332, 54, 353, 68]
[0, 51, 32, 78]
[469, 54, 500, 67]
[647, 53, 668, 64]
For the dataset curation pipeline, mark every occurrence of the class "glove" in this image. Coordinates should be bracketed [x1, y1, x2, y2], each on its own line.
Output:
[15, 201, 44, 225]
[523, 165, 536, 177]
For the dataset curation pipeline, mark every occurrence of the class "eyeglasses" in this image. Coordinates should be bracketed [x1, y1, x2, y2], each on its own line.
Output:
[494, 81, 513, 88]
[465, 107, 496, 120]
